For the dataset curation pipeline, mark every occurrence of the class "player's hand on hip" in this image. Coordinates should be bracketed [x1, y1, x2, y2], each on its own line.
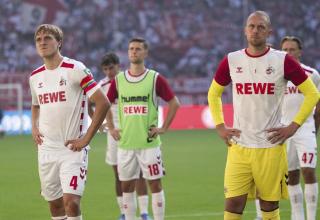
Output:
[266, 122, 300, 144]
[148, 126, 165, 139]
[32, 127, 43, 145]
[215, 124, 241, 146]
[65, 137, 89, 152]
[109, 128, 121, 141]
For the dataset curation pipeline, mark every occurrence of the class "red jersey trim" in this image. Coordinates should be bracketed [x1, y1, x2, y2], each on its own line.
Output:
[61, 62, 75, 69]
[245, 47, 270, 58]
[30, 66, 45, 76]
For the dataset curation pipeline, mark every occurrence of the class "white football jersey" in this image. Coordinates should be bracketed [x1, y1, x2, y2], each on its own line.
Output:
[29, 57, 99, 150]
[282, 63, 320, 136]
[217, 48, 307, 148]
[99, 77, 119, 126]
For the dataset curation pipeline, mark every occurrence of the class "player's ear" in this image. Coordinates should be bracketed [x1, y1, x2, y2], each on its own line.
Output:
[58, 40, 63, 50]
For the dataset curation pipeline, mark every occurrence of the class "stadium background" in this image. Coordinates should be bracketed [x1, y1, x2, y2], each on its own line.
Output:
[0, 0, 319, 219]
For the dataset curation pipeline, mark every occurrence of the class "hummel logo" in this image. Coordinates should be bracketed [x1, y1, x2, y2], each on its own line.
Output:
[38, 82, 43, 88]
[236, 67, 243, 73]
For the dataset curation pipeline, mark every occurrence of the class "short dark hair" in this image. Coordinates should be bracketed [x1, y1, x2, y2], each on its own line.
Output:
[280, 36, 303, 50]
[100, 52, 120, 66]
[129, 37, 149, 50]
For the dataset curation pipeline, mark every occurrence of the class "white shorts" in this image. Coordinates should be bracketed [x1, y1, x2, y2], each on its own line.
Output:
[287, 135, 317, 171]
[38, 147, 89, 201]
[105, 131, 118, 165]
[117, 146, 165, 181]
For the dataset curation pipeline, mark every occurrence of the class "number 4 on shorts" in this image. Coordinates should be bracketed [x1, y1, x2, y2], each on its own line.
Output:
[70, 176, 78, 190]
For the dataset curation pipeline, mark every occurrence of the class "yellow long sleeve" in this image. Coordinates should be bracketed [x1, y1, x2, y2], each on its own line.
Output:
[207, 80, 225, 126]
[293, 77, 320, 125]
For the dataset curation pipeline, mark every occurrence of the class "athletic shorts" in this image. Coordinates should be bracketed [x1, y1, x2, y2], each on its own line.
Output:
[38, 147, 89, 201]
[117, 146, 165, 181]
[287, 134, 317, 171]
[105, 131, 118, 165]
[224, 144, 288, 201]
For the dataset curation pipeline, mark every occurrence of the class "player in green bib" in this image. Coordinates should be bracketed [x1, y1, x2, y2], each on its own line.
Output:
[107, 38, 180, 220]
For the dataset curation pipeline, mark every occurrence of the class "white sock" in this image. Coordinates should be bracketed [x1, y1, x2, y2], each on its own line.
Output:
[67, 216, 82, 220]
[117, 196, 124, 214]
[289, 184, 305, 220]
[152, 190, 165, 220]
[52, 216, 67, 220]
[255, 199, 262, 218]
[305, 183, 318, 220]
[138, 195, 149, 215]
[123, 192, 137, 220]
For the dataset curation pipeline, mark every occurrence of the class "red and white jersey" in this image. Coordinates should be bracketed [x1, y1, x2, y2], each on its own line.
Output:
[99, 77, 119, 126]
[282, 63, 320, 136]
[214, 48, 307, 148]
[29, 57, 99, 150]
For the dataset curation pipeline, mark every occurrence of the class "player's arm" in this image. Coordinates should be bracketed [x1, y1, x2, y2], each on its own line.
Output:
[159, 96, 180, 134]
[67, 89, 110, 151]
[88, 94, 107, 133]
[66, 66, 110, 151]
[106, 79, 121, 140]
[207, 57, 240, 146]
[29, 79, 43, 145]
[86, 89, 110, 139]
[293, 78, 320, 125]
[31, 105, 43, 145]
[88, 101, 94, 119]
[106, 105, 121, 140]
[267, 55, 320, 143]
[148, 75, 180, 138]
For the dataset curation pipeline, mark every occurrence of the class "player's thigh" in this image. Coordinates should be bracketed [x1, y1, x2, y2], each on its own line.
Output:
[137, 146, 165, 180]
[60, 148, 89, 196]
[296, 135, 317, 169]
[117, 148, 140, 181]
[253, 144, 288, 201]
[286, 138, 300, 171]
[224, 144, 254, 198]
[38, 150, 63, 201]
[106, 132, 118, 165]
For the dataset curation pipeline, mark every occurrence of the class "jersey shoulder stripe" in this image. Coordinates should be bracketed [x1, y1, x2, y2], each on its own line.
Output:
[30, 65, 45, 77]
[61, 61, 75, 69]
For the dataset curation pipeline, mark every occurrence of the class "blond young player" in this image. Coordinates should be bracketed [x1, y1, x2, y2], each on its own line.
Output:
[107, 38, 180, 220]
[30, 24, 109, 220]
[93, 53, 153, 220]
[281, 36, 320, 220]
[208, 11, 320, 220]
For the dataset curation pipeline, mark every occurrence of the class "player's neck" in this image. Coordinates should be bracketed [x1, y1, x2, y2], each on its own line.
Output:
[43, 53, 63, 70]
[246, 45, 269, 56]
[129, 63, 146, 76]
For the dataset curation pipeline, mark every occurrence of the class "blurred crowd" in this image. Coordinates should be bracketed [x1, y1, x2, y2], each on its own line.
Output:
[1, 0, 320, 105]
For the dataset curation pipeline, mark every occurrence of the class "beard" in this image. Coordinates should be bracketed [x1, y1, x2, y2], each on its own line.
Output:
[130, 58, 143, 64]
[248, 37, 266, 48]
